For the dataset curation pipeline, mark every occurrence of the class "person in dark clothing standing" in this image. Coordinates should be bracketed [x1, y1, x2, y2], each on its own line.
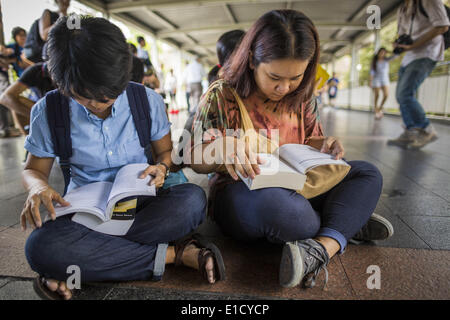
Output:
[23, 0, 70, 63]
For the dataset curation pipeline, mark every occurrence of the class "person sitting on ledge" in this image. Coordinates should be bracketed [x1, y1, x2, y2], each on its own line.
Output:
[21, 16, 225, 300]
[188, 9, 393, 290]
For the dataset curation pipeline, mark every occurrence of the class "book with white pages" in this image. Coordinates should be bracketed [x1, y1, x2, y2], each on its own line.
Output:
[237, 144, 350, 191]
[51, 163, 156, 235]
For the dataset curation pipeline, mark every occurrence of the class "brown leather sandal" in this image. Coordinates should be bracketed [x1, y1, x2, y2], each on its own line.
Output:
[33, 276, 69, 300]
[174, 233, 226, 283]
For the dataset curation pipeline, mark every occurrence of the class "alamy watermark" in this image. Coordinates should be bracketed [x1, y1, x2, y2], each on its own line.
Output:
[66, 14, 81, 30]
[172, 124, 280, 171]
[366, 265, 381, 290]
[66, 265, 81, 290]
[366, 5, 381, 30]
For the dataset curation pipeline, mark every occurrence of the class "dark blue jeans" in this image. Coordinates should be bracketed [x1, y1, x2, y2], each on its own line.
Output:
[396, 58, 436, 130]
[25, 183, 206, 283]
[214, 161, 383, 254]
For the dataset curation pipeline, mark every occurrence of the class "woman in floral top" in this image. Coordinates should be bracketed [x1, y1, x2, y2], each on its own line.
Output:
[188, 10, 391, 289]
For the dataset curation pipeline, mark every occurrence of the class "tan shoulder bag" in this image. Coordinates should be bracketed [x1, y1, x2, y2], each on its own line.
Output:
[229, 88, 351, 199]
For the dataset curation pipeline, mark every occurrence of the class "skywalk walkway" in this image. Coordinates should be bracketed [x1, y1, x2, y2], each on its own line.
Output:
[0, 107, 449, 300]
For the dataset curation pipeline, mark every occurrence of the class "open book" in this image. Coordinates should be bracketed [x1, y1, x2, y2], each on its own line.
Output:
[237, 144, 350, 191]
[52, 163, 156, 235]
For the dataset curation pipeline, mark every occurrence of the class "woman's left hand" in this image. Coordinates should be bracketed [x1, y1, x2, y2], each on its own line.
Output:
[139, 164, 167, 188]
[320, 136, 345, 160]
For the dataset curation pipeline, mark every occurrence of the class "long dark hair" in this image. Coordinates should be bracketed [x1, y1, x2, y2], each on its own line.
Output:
[221, 10, 320, 110]
[371, 47, 386, 73]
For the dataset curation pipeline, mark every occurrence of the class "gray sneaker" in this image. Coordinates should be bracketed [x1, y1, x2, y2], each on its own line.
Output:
[351, 213, 394, 243]
[279, 239, 330, 289]
[407, 125, 438, 149]
[387, 128, 419, 148]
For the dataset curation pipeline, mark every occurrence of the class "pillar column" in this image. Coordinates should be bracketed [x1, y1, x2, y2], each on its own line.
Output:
[374, 29, 381, 52]
[349, 42, 359, 109]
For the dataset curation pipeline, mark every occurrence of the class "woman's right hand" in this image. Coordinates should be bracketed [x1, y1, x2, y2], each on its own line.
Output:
[217, 136, 265, 181]
[21, 185, 70, 231]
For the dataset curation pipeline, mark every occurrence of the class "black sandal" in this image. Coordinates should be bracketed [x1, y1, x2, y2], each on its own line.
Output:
[33, 276, 70, 300]
[174, 233, 226, 283]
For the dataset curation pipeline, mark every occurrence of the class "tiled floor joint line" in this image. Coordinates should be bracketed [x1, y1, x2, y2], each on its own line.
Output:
[0, 279, 11, 290]
[336, 255, 358, 298]
[395, 215, 434, 250]
[102, 287, 115, 300]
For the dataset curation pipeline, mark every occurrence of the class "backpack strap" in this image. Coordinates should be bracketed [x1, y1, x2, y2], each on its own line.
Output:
[41, 63, 46, 78]
[46, 90, 72, 196]
[417, 0, 429, 18]
[45, 82, 154, 195]
[126, 82, 154, 165]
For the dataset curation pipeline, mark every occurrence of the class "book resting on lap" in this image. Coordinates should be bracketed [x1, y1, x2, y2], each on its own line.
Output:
[237, 144, 350, 192]
[51, 163, 156, 235]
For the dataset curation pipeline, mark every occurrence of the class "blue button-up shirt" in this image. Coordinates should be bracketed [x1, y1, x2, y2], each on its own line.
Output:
[25, 87, 171, 192]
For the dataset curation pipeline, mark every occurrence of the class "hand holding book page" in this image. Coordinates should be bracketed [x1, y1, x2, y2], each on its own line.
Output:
[237, 152, 307, 191]
[106, 163, 156, 213]
[278, 144, 348, 174]
[237, 144, 350, 191]
[318, 136, 345, 160]
[52, 163, 156, 235]
[219, 135, 266, 181]
[53, 181, 113, 221]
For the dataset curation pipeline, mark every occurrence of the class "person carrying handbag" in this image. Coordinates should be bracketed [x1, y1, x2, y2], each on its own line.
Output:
[187, 10, 393, 290]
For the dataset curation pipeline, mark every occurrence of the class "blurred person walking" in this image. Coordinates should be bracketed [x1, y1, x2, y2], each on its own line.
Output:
[369, 47, 397, 120]
[23, 0, 70, 63]
[184, 57, 205, 115]
[388, 0, 449, 149]
[164, 68, 178, 113]
[326, 73, 339, 107]
[136, 36, 152, 71]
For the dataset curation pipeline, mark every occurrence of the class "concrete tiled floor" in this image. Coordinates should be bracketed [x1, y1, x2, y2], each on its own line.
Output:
[1, 107, 449, 300]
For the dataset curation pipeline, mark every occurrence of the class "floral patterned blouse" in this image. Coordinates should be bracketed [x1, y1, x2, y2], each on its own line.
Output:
[190, 80, 324, 217]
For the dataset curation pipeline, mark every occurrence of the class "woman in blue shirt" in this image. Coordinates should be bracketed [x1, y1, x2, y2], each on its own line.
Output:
[21, 16, 225, 300]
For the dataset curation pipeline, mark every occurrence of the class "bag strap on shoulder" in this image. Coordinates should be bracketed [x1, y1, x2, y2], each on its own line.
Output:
[229, 87, 279, 154]
[46, 89, 72, 195]
[126, 81, 154, 165]
[417, 0, 428, 18]
[46, 82, 154, 195]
